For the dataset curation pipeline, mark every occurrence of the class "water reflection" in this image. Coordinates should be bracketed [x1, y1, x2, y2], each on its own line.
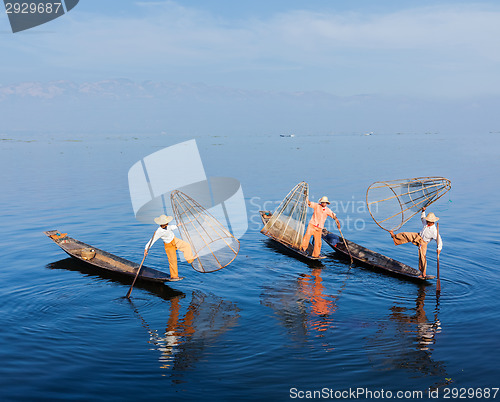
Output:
[47, 258, 240, 378]
[369, 286, 449, 387]
[130, 291, 240, 375]
[297, 269, 338, 333]
[47, 258, 183, 299]
[262, 268, 348, 346]
[388, 286, 442, 352]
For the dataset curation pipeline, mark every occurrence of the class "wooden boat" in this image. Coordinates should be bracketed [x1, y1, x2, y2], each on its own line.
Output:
[44, 230, 172, 283]
[321, 229, 435, 282]
[260, 211, 326, 261]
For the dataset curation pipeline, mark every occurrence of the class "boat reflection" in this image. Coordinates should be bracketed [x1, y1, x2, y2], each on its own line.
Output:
[130, 291, 240, 375]
[261, 268, 348, 345]
[46, 257, 183, 299]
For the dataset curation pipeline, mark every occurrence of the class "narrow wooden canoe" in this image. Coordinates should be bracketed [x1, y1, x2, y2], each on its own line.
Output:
[44, 230, 172, 283]
[259, 211, 326, 261]
[321, 229, 435, 282]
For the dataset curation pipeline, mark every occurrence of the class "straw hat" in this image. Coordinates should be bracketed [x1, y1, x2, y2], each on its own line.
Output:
[318, 196, 330, 204]
[154, 214, 173, 225]
[425, 212, 439, 222]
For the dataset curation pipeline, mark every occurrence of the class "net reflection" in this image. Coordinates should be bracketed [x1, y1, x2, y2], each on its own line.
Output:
[130, 291, 240, 374]
[261, 269, 348, 346]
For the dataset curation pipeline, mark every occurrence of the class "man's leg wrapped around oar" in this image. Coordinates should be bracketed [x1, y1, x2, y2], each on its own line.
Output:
[391, 231, 428, 277]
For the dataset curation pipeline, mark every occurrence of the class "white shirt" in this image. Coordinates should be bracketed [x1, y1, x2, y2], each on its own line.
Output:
[419, 212, 443, 250]
[145, 225, 178, 250]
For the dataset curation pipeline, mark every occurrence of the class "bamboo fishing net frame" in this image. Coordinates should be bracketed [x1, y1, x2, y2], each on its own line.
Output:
[366, 176, 451, 232]
[261, 181, 309, 249]
[171, 190, 240, 273]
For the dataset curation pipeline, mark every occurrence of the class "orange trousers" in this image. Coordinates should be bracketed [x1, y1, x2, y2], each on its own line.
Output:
[300, 224, 323, 257]
[392, 232, 428, 275]
[164, 238, 194, 278]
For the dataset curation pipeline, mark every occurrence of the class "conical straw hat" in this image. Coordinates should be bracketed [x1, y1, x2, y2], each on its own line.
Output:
[425, 212, 439, 222]
[318, 196, 330, 204]
[154, 214, 173, 225]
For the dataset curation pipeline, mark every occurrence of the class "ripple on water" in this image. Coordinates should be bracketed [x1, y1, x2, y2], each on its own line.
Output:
[373, 275, 475, 305]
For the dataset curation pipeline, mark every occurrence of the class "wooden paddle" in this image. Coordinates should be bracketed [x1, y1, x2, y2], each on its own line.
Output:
[436, 222, 441, 293]
[126, 232, 155, 299]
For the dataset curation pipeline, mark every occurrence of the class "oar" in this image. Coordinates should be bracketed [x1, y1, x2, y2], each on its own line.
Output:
[337, 224, 353, 266]
[436, 222, 441, 293]
[126, 232, 155, 299]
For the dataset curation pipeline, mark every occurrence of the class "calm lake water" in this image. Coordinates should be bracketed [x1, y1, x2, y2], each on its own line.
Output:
[1, 130, 499, 401]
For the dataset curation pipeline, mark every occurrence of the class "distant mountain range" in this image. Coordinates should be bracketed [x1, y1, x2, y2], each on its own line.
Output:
[0, 79, 344, 102]
[0, 79, 497, 135]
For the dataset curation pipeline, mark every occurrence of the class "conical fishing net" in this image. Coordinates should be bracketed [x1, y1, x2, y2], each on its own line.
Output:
[171, 190, 240, 273]
[261, 182, 308, 249]
[366, 177, 451, 231]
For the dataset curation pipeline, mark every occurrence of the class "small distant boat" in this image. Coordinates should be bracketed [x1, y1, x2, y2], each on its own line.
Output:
[280, 134, 295, 137]
[44, 230, 172, 283]
[364, 132, 373, 136]
[321, 229, 434, 282]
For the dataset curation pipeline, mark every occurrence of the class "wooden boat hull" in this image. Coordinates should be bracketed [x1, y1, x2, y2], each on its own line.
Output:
[259, 211, 326, 261]
[321, 229, 435, 282]
[44, 230, 172, 283]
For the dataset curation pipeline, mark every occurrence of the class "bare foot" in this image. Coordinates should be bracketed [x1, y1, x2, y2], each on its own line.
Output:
[389, 230, 394, 238]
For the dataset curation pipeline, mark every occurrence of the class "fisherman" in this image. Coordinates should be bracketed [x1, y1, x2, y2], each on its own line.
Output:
[389, 207, 442, 278]
[144, 214, 195, 281]
[300, 196, 341, 257]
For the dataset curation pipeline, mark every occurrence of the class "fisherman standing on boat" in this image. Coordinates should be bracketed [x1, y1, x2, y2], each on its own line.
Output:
[144, 214, 195, 281]
[389, 207, 442, 279]
[300, 196, 341, 257]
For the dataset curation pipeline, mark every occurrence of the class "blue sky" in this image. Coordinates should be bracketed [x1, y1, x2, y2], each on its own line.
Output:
[1, 0, 500, 98]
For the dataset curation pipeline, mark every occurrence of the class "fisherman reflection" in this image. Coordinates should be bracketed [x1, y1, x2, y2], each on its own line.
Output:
[262, 268, 344, 346]
[368, 285, 447, 382]
[132, 291, 239, 373]
[297, 269, 338, 333]
[160, 296, 182, 369]
[389, 286, 441, 351]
